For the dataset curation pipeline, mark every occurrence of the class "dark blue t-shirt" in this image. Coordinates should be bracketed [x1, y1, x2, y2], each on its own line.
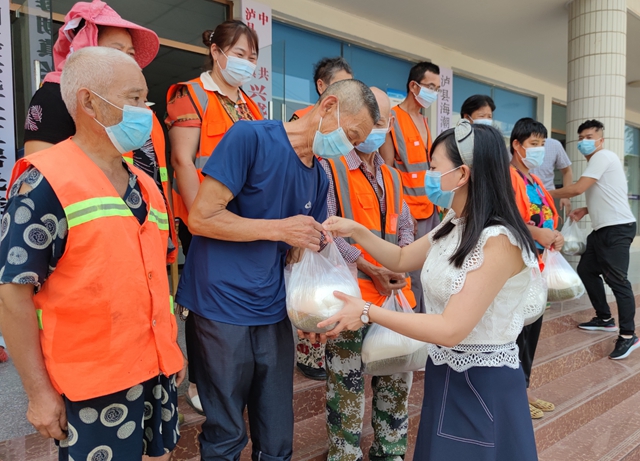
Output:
[176, 120, 329, 326]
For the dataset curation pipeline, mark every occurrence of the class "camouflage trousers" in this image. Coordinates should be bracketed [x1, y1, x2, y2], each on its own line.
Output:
[326, 328, 412, 461]
[296, 338, 325, 369]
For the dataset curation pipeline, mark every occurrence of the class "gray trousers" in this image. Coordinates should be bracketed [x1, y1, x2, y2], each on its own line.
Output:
[410, 213, 441, 314]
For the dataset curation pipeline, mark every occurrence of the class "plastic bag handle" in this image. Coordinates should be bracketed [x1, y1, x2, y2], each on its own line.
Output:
[393, 290, 414, 314]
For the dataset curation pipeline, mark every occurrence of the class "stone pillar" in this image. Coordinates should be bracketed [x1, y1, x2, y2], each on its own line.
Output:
[567, 0, 627, 177]
[566, 0, 627, 271]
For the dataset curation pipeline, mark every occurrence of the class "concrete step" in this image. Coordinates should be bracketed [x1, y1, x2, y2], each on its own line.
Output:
[530, 303, 640, 390]
[531, 327, 616, 390]
[532, 349, 640, 453]
[538, 386, 640, 461]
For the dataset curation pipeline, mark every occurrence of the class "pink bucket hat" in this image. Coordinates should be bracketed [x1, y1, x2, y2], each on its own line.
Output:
[43, 0, 159, 84]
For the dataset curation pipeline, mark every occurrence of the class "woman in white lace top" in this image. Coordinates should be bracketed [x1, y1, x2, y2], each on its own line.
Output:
[320, 120, 546, 460]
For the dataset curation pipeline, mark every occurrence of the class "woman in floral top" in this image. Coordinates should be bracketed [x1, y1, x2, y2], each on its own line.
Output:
[509, 117, 564, 420]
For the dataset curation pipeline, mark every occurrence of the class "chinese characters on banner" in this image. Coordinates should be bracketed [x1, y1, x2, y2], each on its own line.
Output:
[241, 0, 272, 119]
[27, 0, 54, 94]
[437, 67, 453, 136]
[0, 3, 16, 210]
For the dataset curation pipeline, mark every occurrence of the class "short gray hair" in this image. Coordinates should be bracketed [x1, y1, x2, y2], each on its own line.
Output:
[60, 46, 140, 120]
[319, 79, 380, 125]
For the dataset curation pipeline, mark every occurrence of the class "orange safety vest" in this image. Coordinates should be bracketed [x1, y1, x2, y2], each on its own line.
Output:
[389, 106, 434, 220]
[327, 157, 416, 308]
[10, 140, 183, 401]
[122, 113, 177, 263]
[166, 77, 263, 224]
[292, 105, 313, 120]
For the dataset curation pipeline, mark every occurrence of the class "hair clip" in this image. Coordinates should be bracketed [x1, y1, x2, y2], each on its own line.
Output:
[455, 119, 474, 167]
[209, 31, 215, 43]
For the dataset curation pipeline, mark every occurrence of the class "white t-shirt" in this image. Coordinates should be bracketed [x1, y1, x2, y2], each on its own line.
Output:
[581, 149, 636, 230]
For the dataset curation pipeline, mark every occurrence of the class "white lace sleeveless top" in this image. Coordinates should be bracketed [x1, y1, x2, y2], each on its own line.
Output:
[421, 210, 547, 371]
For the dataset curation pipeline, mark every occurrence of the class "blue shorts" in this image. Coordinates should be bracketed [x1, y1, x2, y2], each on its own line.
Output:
[57, 374, 179, 461]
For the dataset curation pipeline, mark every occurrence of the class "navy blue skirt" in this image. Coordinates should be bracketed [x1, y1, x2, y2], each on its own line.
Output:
[414, 358, 538, 461]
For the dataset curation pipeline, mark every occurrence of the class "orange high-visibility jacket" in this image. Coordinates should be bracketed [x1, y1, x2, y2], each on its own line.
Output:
[122, 113, 177, 263]
[166, 77, 263, 224]
[389, 106, 434, 220]
[11, 140, 184, 401]
[327, 156, 416, 308]
[292, 105, 313, 120]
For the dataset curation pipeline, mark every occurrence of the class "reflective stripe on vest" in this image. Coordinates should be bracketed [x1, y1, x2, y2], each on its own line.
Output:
[194, 156, 209, 170]
[123, 156, 134, 165]
[65, 197, 133, 228]
[391, 110, 430, 173]
[64, 197, 169, 232]
[159, 166, 168, 183]
[184, 81, 209, 118]
[148, 207, 170, 231]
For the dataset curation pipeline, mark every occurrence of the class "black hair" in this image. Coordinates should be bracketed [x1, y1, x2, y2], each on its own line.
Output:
[313, 57, 353, 96]
[578, 119, 605, 134]
[460, 95, 496, 119]
[406, 62, 440, 92]
[509, 118, 548, 155]
[202, 20, 259, 71]
[431, 125, 537, 268]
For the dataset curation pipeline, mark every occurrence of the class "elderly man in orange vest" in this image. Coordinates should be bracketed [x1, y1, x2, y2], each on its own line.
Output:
[0, 47, 185, 461]
[321, 88, 416, 461]
[379, 62, 441, 314]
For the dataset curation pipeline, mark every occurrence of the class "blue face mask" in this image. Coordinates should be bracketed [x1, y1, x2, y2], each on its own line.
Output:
[472, 118, 493, 126]
[424, 167, 462, 209]
[92, 92, 153, 154]
[577, 139, 598, 156]
[519, 146, 545, 170]
[312, 102, 354, 159]
[414, 84, 438, 108]
[220, 50, 257, 87]
[355, 126, 388, 154]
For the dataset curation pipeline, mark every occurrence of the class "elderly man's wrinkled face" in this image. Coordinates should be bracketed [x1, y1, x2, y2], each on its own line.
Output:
[320, 104, 374, 148]
[93, 61, 148, 127]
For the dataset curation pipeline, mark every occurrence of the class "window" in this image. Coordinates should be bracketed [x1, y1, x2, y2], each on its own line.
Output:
[625, 124, 640, 233]
[272, 22, 341, 118]
[452, 75, 537, 139]
[272, 21, 414, 120]
[342, 43, 412, 94]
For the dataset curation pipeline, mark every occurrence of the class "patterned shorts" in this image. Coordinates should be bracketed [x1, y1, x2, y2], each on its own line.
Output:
[57, 374, 180, 461]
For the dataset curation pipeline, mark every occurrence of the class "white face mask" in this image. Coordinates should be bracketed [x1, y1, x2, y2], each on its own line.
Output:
[472, 118, 493, 126]
[218, 50, 257, 86]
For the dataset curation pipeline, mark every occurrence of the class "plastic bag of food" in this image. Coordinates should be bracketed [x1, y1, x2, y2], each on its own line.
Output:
[285, 242, 361, 333]
[543, 249, 586, 302]
[560, 219, 587, 256]
[362, 291, 429, 376]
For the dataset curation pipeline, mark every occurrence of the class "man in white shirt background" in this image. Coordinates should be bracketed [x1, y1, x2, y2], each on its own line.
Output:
[530, 137, 573, 213]
[550, 120, 638, 360]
